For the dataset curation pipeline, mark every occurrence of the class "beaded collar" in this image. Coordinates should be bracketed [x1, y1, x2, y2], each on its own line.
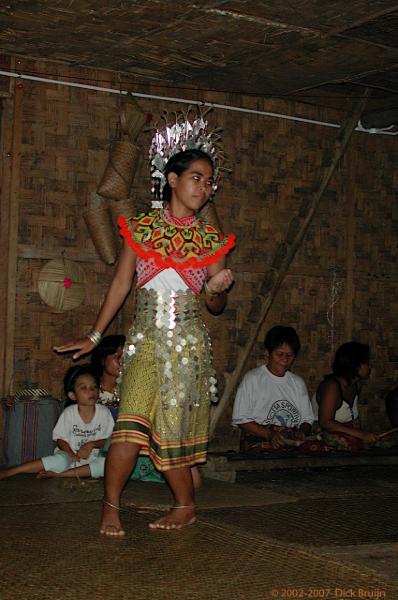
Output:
[118, 208, 235, 270]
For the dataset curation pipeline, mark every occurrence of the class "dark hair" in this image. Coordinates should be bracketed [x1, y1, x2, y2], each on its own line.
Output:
[162, 149, 213, 202]
[91, 334, 126, 367]
[264, 326, 301, 357]
[332, 342, 370, 384]
[63, 364, 101, 397]
[385, 387, 398, 427]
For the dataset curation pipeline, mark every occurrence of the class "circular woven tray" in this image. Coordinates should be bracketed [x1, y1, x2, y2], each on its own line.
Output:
[38, 258, 86, 312]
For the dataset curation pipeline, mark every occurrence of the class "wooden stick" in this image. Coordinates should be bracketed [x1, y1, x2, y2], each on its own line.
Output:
[209, 89, 371, 438]
[377, 428, 398, 440]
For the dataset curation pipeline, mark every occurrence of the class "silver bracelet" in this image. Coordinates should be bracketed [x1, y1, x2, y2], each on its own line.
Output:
[204, 281, 220, 296]
[87, 329, 102, 346]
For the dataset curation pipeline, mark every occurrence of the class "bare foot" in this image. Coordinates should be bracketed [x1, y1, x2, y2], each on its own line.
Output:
[100, 500, 125, 537]
[36, 470, 57, 479]
[149, 505, 196, 530]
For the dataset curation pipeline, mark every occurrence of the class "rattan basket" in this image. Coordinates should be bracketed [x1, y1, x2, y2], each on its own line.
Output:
[199, 201, 223, 231]
[38, 259, 86, 312]
[109, 196, 137, 228]
[97, 140, 141, 201]
[120, 95, 147, 142]
[83, 203, 118, 265]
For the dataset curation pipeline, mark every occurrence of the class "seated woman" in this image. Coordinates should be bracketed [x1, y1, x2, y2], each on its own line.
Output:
[91, 334, 125, 420]
[313, 342, 379, 450]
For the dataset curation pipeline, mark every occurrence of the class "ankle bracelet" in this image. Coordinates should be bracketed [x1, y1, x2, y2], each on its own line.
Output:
[103, 499, 121, 511]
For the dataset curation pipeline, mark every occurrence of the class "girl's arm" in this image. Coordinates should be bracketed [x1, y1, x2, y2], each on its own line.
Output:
[54, 240, 136, 359]
[204, 257, 234, 315]
[318, 380, 378, 442]
[56, 439, 77, 459]
[76, 439, 107, 459]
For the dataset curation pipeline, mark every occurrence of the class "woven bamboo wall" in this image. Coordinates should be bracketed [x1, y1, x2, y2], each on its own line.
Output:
[0, 57, 397, 448]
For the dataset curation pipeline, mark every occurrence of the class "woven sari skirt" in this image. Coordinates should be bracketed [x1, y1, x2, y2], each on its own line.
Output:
[111, 288, 217, 471]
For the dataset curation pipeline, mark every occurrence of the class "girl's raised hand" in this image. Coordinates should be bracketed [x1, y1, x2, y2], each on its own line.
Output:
[53, 336, 96, 360]
[207, 268, 234, 294]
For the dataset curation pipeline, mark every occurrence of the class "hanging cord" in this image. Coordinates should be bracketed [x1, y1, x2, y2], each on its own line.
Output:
[326, 265, 343, 358]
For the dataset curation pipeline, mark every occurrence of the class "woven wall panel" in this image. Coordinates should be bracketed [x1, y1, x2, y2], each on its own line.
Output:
[1, 58, 397, 437]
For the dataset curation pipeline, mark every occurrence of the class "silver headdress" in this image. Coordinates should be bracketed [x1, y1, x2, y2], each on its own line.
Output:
[149, 107, 225, 207]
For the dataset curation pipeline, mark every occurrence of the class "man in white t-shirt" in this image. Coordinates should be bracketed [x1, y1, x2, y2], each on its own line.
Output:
[232, 326, 314, 449]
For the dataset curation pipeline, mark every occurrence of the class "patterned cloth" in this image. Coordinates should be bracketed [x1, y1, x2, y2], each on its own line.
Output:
[118, 206, 235, 294]
[111, 289, 217, 471]
[112, 207, 235, 471]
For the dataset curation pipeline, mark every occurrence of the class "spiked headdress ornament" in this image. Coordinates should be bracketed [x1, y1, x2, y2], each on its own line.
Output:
[149, 107, 225, 207]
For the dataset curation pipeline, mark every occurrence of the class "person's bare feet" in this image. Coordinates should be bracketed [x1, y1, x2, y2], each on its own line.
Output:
[36, 470, 57, 479]
[100, 500, 125, 537]
[149, 505, 196, 530]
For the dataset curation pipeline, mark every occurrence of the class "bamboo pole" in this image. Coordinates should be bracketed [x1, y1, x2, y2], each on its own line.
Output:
[344, 146, 356, 341]
[0, 72, 23, 398]
[209, 89, 371, 438]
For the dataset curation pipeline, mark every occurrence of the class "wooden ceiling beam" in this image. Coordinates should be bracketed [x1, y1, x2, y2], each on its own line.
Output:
[285, 62, 398, 96]
[322, 4, 398, 38]
[202, 8, 322, 37]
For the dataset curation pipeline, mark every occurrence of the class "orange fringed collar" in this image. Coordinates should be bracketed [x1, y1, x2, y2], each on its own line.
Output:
[118, 207, 235, 270]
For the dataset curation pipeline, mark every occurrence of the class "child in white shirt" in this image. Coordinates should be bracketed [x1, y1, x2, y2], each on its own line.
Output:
[0, 365, 114, 480]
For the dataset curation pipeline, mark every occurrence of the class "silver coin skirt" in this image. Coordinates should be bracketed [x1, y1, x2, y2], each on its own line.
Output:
[111, 288, 218, 471]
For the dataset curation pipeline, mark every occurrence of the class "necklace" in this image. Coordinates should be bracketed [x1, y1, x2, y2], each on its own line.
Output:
[161, 206, 200, 229]
[99, 385, 120, 408]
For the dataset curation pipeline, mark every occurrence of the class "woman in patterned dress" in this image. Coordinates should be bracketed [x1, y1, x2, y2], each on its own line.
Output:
[55, 149, 235, 535]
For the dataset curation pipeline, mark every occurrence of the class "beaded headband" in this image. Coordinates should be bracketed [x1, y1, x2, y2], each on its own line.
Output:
[149, 107, 225, 207]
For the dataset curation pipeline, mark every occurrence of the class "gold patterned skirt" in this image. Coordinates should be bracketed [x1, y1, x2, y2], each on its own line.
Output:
[111, 288, 217, 471]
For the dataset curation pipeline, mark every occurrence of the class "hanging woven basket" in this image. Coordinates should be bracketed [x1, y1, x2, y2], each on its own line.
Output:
[83, 203, 118, 265]
[198, 201, 223, 231]
[120, 95, 147, 142]
[38, 259, 86, 312]
[97, 140, 141, 201]
[109, 196, 136, 228]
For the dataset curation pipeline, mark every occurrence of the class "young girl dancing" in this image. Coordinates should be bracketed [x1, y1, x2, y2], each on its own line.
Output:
[55, 147, 235, 535]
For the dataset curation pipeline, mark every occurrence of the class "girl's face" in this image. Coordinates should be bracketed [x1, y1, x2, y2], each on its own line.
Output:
[357, 362, 371, 380]
[267, 343, 296, 377]
[167, 159, 214, 217]
[69, 374, 99, 406]
[103, 346, 123, 378]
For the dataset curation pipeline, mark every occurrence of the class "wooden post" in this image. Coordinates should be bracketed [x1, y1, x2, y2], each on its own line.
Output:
[210, 90, 371, 437]
[344, 146, 356, 341]
[0, 76, 23, 397]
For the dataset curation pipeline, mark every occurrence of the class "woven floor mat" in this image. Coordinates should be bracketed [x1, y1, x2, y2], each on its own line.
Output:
[0, 476, 103, 506]
[199, 495, 398, 547]
[237, 465, 398, 499]
[1, 502, 395, 600]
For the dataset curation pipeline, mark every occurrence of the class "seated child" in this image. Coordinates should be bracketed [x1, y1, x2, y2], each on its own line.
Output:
[0, 364, 114, 480]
